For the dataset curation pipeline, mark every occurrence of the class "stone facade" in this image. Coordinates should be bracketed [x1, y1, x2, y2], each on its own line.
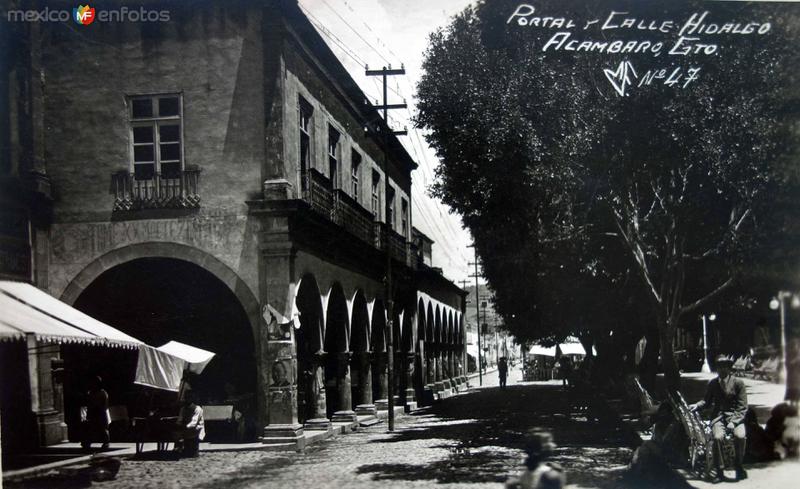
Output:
[2, 0, 467, 449]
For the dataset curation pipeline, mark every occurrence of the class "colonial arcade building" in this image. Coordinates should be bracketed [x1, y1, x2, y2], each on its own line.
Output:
[1, 0, 466, 448]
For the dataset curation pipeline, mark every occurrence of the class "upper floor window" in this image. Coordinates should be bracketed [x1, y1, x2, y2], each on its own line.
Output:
[401, 198, 409, 237]
[371, 169, 380, 217]
[351, 150, 362, 201]
[129, 94, 182, 180]
[387, 187, 396, 230]
[299, 97, 313, 177]
[328, 126, 340, 187]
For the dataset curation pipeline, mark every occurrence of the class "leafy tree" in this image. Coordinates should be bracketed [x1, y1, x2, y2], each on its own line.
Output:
[417, 0, 800, 390]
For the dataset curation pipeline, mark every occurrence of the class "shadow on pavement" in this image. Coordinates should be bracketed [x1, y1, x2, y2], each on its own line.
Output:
[356, 383, 636, 487]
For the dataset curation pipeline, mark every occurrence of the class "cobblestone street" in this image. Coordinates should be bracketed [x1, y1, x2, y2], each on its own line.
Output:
[7, 367, 635, 489]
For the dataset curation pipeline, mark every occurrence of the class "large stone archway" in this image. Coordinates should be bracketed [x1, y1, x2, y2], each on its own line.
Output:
[60, 242, 260, 342]
[60, 242, 263, 431]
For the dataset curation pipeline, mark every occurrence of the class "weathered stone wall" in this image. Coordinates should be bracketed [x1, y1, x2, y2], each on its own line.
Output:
[37, 3, 266, 316]
[40, 4, 265, 222]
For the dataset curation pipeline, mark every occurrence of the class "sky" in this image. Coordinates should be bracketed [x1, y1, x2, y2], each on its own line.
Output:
[298, 0, 481, 285]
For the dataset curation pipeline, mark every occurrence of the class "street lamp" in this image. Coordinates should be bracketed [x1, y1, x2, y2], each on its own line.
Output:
[769, 291, 800, 384]
[701, 313, 717, 373]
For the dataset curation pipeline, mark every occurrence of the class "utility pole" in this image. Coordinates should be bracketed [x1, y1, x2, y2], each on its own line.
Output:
[365, 64, 407, 432]
[467, 244, 482, 386]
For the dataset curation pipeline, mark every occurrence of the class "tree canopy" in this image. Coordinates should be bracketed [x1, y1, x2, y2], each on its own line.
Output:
[416, 0, 800, 389]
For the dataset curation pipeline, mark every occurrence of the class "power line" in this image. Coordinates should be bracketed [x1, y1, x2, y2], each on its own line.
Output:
[302, 10, 367, 67]
[319, 0, 392, 66]
[340, 0, 404, 65]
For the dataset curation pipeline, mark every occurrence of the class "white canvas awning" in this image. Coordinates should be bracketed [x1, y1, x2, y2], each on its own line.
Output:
[134, 341, 215, 391]
[0, 281, 215, 392]
[559, 342, 586, 356]
[157, 341, 215, 374]
[0, 281, 142, 348]
[466, 344, 479, 359]
[529, 345, 556, 357]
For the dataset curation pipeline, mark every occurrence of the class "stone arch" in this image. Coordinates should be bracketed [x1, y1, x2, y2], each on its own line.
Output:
[60, 242, 259, 342]
[448, 310, 454, 345]
[324, 282, 349, 353]
[324, 282, 351, 417]
[296, 274, 324, 355]
[417, 298, 426, 345]
[371, 300, 388, 401]
[295, 273, 326, 423]
[350, 290, 371, 406]
[434, 305, 442, 345]
[425, 302, 434, 348]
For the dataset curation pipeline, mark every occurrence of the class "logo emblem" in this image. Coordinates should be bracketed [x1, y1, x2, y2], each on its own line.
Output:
[604, 61, 637, 97]
[73, 5, 96, 25]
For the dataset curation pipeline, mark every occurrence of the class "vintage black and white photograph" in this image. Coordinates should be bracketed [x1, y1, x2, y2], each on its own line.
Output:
[1, 0, 799, 487]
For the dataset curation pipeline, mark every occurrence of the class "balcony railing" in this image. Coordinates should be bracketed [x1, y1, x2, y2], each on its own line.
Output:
[299, 169, 411, 264]
[112, 167, 201, 211]
[301, 168, 333, 218]
[332, 189, 374, 244]
[373, 222, 408, 264]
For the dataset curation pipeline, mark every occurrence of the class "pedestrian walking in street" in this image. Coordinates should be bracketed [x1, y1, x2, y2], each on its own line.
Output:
[690, 354, 749, 482]
[175, 389, 205, 457]
[499, 357, 509, 388]
[558, 357, 573, 387]
[80, 375, 110, 451]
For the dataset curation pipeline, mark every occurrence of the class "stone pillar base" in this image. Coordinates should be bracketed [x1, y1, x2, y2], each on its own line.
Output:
[422, 387, 435, 405]
[331, 410, 358, 423]
[404, 388, 415, 403]
[434, 381, 444, 393]
[303, 418, 332, 431]
[355, 404, 377, 416]
[260, 423, 305, 450]
[36, 411, 68, 446]
[375, 399, 389, 411]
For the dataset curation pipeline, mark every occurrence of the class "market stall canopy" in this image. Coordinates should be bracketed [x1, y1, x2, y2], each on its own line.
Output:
[529, 345, 556, 357]
[0, 280, 142, 348]
[558, 342, 597, 356]
[134, 341, 215, 391]
[157, 341, 215, 374]
[558, 342, 586, 356]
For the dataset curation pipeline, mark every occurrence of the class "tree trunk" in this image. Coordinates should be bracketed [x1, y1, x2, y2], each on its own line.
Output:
[659, 322, 681, 393]
[638, 326, 660, 392]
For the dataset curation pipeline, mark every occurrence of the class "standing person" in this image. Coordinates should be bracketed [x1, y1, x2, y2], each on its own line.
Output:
[559, 357, 573, 387]
[785, 337, 800, 407]
[690, 355, 749, 482]
[176, 389, 205, 457]
[498, 357, 509, 389]
[81, 375, 109, 451]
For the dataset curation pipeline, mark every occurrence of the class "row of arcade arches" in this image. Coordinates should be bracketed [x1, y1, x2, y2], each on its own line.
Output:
[292, 274, 464, 423]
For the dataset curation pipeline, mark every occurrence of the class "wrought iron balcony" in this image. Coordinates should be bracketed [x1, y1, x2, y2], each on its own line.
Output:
[300, 169, 411, 263]
[301, 168, 333, 217]
[374, 222, 408, 264]
[112, 167, 201, 211]
[332, 189, 374, 245]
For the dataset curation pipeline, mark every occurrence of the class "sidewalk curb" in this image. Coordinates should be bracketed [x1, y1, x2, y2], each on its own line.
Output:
[3, 406, 411, 481]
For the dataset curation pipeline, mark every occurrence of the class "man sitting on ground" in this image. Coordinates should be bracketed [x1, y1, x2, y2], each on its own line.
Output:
[690, 354, 749, 482]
